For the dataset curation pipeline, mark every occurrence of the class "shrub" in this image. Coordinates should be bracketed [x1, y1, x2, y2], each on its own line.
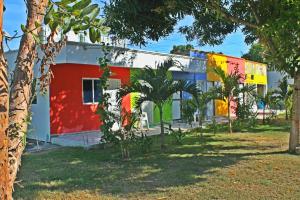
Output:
[171, 128, 186, 145]
[135, 133, 153, 153]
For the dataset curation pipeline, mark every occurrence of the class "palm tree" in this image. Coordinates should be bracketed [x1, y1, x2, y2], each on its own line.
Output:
[213, 67, 241, 133]
[273, 77, 293, 120]
[257, 91, 275, 124]
[191, 90, 217, 128]
[118, 59, 197, 149]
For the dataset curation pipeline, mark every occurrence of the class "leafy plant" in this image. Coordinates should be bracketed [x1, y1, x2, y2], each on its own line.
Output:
[97, 50, 138, 159]
[181, 99, 197, 127]
[118, 59, 197, 149]
[257, 91, 276, 124]
[212, 66, 242, 133]
[170, 128, 186, 145]
[104, 0, 300, 153]
[273, 76, 293, 120]
[193, 89, 217, 128]
[135, 133, 153, 153]
[234, 84, 257, 121]
[210, 116, 218, 135]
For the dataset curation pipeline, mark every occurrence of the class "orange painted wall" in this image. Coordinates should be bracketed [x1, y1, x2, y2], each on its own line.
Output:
[50, 63, 130, 135]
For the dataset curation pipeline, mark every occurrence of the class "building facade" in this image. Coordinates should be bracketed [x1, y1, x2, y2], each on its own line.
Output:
[6, 41, 268, 142]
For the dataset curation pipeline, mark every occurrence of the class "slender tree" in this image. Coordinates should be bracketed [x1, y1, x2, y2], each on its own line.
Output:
[257, 91, 275, 124]
[273, 77, 293, 120]
[0, 1, 11, 198]
[1, 0, 107, 197]
[105, 0, 300, 153]
[118, 59, 197, 149]
[191, 90, 216, 128]
[213, 67, 241, 133]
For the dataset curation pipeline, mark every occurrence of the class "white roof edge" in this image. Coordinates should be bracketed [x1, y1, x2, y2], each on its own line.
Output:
[66, 41, 205, 60]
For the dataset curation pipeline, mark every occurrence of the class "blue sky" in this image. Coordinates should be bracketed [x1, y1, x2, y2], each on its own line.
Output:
[4, 1, 249, 57]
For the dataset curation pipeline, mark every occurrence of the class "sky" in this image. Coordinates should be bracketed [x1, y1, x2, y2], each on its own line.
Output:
[4, 1, 249, 57]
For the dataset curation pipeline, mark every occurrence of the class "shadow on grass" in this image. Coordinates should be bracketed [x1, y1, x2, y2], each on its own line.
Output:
[14, 132, 288, 199]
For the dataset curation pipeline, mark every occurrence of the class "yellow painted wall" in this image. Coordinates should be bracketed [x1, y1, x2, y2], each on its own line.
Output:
[245, 61, 267, 85]
[207, 54, 228, 81]
[215, 99, 228, 117]
[207, 53, 228, 116]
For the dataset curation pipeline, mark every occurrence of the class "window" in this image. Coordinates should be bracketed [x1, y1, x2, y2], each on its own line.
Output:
[82, 79, 101, 104]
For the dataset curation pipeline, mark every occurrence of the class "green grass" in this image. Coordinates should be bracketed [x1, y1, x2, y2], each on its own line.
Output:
[14, 121, 300, 200]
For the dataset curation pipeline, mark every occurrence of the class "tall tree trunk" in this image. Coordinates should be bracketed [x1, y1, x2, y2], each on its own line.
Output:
[8, 0, 48, 190]
[285, 108, 288, 120]
[0, 0, 12, 198]
[289, 72, 300, 153]
[228, 98, 232, 133]
[159, 105, 165, 149]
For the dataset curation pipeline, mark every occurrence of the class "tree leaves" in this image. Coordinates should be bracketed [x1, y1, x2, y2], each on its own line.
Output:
[42, 0, 109, 43]
[80, 4, 98, 17]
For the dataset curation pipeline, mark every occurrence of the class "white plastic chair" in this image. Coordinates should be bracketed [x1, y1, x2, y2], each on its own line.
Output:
[140, 112, 149, 129]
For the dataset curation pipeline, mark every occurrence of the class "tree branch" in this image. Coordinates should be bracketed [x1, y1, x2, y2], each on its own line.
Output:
[202, 0, 259, 29]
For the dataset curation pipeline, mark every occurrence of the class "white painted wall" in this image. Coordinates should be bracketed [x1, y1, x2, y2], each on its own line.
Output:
[5, 50, 51, 142]
[62, 42, 196, 71]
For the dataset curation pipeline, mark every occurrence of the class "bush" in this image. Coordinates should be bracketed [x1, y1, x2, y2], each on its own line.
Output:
[232, 119, 243, 132]
[135, 133, 153, 153]
[232, 116, 258, 132]
[171, 128, 186, 145]
[181, 100, 197, 127]
[208, 117, 218, 135]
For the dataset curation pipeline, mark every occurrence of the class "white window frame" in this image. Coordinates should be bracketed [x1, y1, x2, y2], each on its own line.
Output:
[82, 78, 100, 105]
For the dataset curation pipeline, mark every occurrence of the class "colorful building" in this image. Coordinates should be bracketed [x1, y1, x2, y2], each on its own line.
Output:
[6, 42, 267, 142]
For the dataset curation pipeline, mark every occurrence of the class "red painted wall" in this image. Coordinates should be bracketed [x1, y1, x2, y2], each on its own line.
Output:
[227, 56, 245, 83]
[50, 63, 130, 135]
[226, 57, 245, 117]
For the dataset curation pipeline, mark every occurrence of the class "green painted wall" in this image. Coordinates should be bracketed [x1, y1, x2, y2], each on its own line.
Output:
[153, 100, 173, 124]
[130, 68, 173, 125]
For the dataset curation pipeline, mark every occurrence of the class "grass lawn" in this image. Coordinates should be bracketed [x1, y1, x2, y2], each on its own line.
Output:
[15, 120, 300, 200]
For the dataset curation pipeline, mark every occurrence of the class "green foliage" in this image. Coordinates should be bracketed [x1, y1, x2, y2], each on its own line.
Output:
[232, 116, 257, 132]
[273, 76, 293, 120]
[170, 44, 194, 56]
[257, 91, 277, 124]
[194, 90, 217, 126]
[105, 0, 300, 77]
[209, 117, 218, 135]
[134, 133, 153, 153]
[234, 84, 257, 120]
[241, 43, 265, 63]
[20, 0, 109, 43]
[181, 100, 197, 127]
[97, 49, 138, 159]
[97, 50, 119, 144]
[212, 66, 242, 133]
[170, 128, 185, 145]
[212, 67, 242, 102]
[117, 59, 197, 148]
